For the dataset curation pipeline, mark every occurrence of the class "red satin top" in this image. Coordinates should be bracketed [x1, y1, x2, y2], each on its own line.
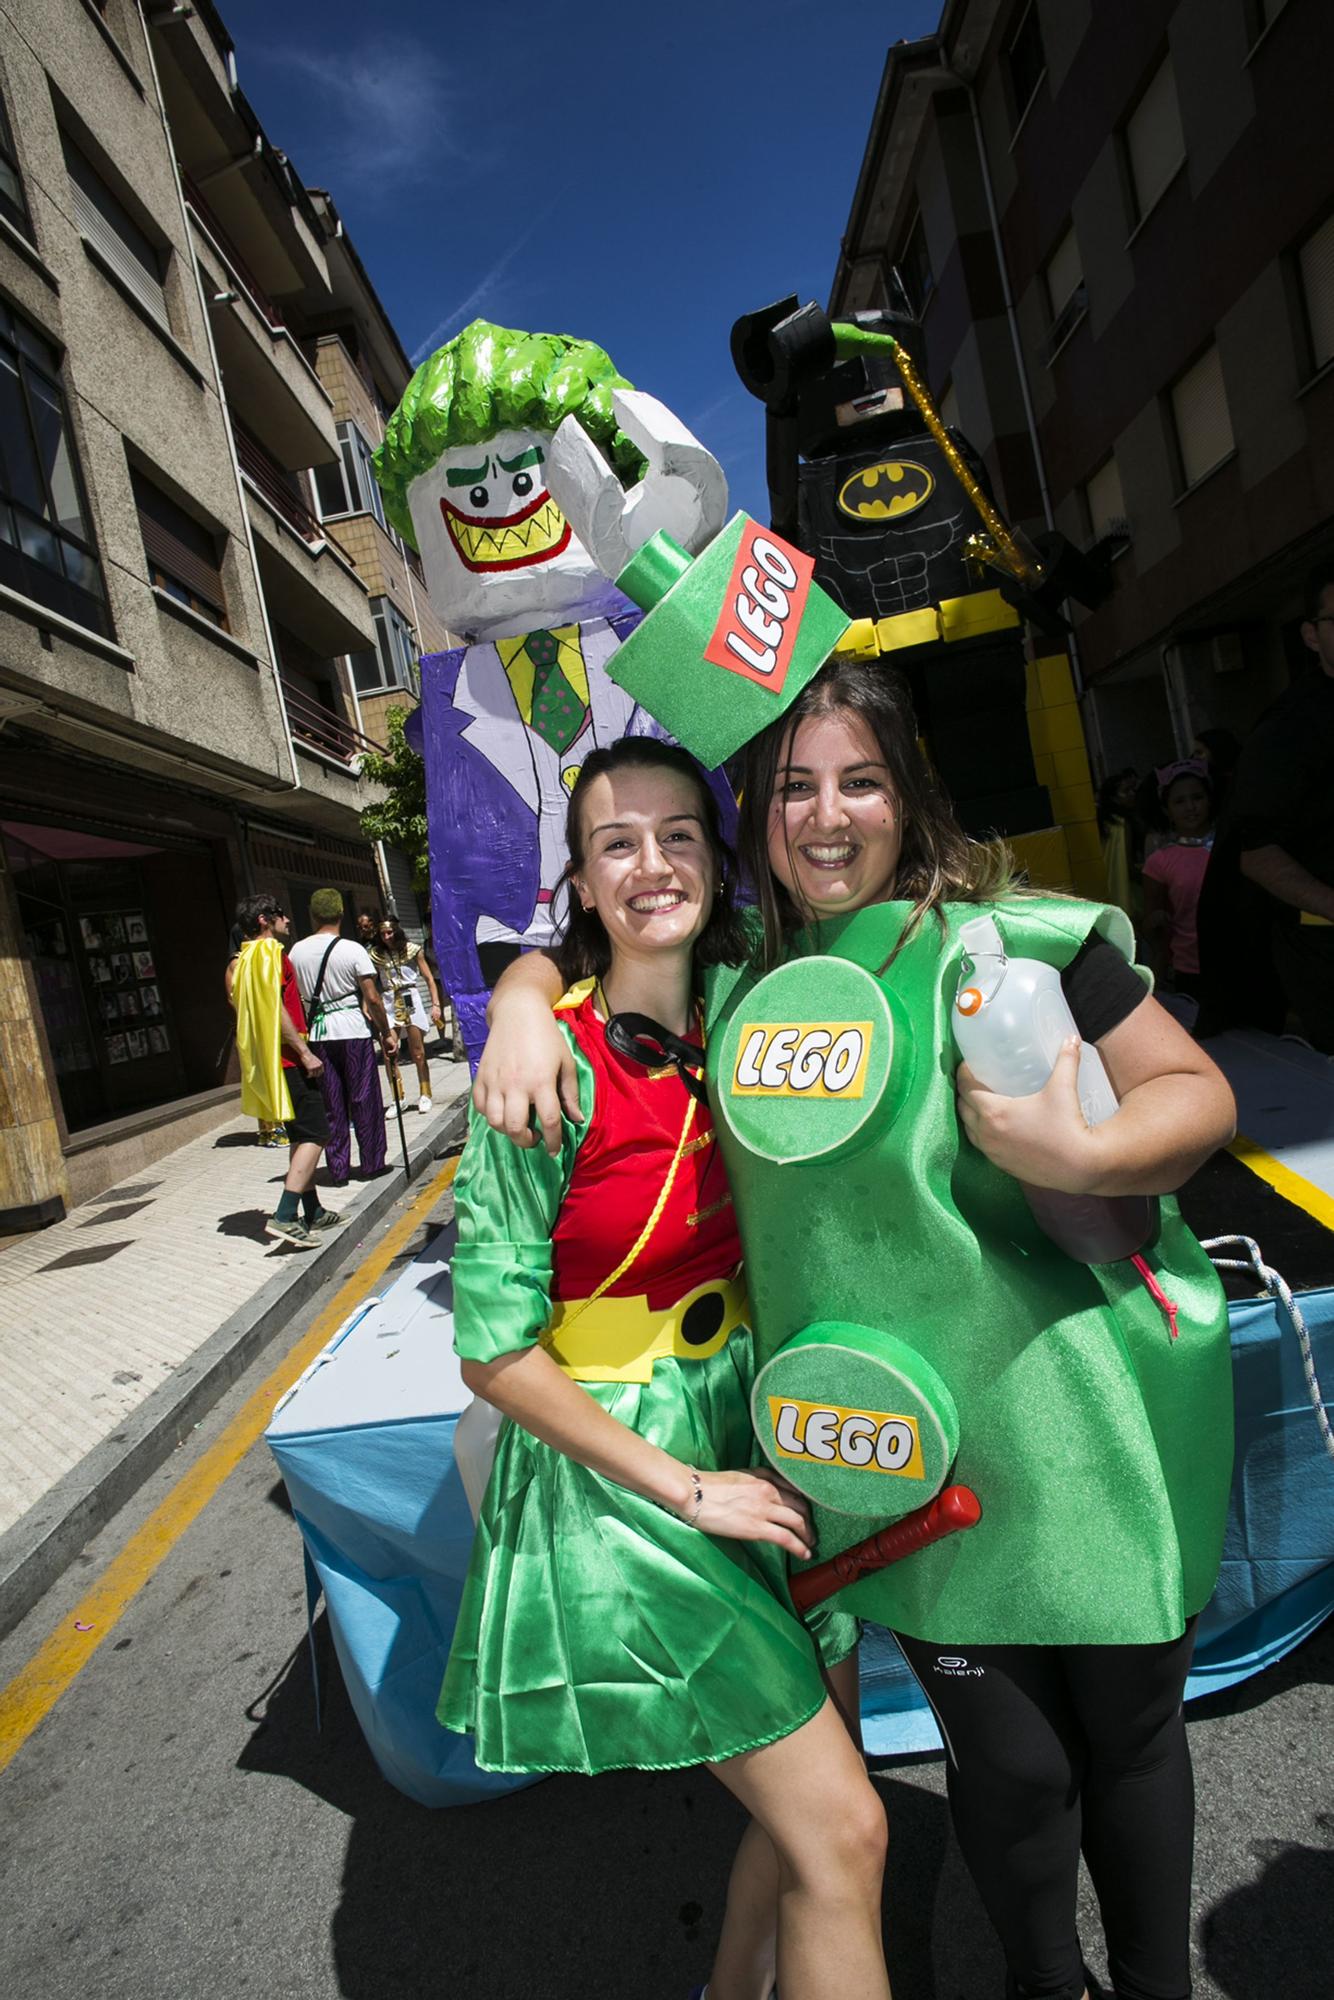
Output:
[549, 989, 741, 1310]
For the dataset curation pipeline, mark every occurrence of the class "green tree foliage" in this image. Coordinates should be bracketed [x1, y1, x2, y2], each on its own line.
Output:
[357, 707, 429, 893]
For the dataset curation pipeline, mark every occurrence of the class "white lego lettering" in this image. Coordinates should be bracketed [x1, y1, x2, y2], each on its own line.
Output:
[752, 538, 799, 589]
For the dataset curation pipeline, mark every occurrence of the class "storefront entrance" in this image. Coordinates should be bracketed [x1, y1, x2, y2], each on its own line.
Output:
[3, 819, 233, 1134]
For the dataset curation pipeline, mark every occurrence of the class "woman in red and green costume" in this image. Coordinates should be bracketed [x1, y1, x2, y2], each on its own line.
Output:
[441, 735, 889, 2000]
[479, 661, 1237, 2000]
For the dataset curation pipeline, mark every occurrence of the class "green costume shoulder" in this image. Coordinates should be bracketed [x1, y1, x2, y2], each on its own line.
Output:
[706, 893, 1233, 1647]
[449, 1025, 593, 1366]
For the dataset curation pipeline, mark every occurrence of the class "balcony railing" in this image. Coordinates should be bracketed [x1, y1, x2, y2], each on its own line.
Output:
[279, 680, 379, 767]
[179, 167, 286, 330]
[234, 425, 327, 546]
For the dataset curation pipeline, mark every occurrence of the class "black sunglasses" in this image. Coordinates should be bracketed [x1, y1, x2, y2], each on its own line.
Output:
[606, 1011, 709, 1103]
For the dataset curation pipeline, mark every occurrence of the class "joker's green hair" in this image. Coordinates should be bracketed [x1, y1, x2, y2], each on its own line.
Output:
[374, 318, 645, 545]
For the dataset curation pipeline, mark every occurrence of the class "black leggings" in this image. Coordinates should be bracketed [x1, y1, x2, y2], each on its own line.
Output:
[894, 1624, 1198, 2000]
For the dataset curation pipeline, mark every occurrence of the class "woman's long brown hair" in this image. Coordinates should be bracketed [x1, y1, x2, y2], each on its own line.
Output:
[737, 657, 1014, 971]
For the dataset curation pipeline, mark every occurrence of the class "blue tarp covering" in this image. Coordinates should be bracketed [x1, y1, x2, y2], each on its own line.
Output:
[266, 1247, 1334, 1806]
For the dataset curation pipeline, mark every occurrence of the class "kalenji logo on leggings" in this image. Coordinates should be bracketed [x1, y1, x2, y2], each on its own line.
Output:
[934, 1655, 985, 1677]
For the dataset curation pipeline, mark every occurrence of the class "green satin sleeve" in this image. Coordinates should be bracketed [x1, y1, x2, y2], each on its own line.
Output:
[449, 1028, 594, 1365]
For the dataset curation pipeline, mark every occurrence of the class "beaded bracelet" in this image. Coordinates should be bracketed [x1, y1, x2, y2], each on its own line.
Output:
[677, 1468, 705, 1527]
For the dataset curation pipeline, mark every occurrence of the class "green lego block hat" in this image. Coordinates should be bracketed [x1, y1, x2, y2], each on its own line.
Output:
[609, 515, 851, 767]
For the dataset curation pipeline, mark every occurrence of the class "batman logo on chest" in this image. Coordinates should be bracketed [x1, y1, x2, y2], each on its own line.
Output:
[837, 460, 935, 523]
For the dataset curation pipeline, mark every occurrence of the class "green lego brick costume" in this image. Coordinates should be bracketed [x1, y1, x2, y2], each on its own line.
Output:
[705, 894, 1235, 1646]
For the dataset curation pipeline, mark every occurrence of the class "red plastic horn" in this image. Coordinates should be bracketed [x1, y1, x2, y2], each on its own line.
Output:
[790, 1484, 982, 1614]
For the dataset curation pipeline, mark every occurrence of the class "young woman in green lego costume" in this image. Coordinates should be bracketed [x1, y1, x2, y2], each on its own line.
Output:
[476, 662, 1237, 2000]
[443, 736, 890, 2000]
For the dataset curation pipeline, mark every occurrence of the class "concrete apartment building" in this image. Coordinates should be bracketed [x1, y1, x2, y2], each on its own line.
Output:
[0, 0, 451, 1229]
[831, 0, 1334, 775]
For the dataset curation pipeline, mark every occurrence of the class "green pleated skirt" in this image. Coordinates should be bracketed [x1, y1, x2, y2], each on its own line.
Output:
[439, 1329, 859, 1775]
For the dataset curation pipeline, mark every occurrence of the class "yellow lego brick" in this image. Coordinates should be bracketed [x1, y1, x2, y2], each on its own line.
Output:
[1027, 709, 1052, 753]
[1064, 820, 1104, 866]
[1044, 704, 1089, 755]
[834, 618, 881, 661]
[1050, 782, 1097, 827]
[1032, 752, 1057, 789]
[1025, 659, 1044, 708]
[1054, 747, 1092, 789]
[1037, 654, 1075, 706]
[1008, 825, 1073, 893]
[876, 608, 941, 652]
[939, 589, 1021, 642]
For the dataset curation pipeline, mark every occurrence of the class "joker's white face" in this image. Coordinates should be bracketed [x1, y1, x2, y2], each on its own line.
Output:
[407, 429, 614, 641]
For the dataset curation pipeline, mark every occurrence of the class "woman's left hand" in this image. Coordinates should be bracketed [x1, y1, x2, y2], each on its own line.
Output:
[956, 1039, 1105, 1194]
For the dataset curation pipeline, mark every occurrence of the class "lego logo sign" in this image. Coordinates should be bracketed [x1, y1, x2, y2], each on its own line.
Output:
[731, 1021, 873, 1099]
[703, 523, 815, 694]
[768, 1396, 925, 1480]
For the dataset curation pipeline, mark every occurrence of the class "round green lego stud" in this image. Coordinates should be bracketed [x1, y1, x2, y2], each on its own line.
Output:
[752, 1321, 958, 1522]
[716, 957, 914, 1166]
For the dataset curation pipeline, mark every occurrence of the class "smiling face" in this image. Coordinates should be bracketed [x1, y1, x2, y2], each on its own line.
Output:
[766, 708, 903, 919]
[1165, 774, 1212, 838]
[406, 429, 610, 639]
[571, 767, 717, 970]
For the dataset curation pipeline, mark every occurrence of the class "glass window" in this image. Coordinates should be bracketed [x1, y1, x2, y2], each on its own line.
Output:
[351, 596, 419, 694]
[315, 420, 386, 529]
[1298, 212, 1334, 374]
[132, 470, 227, 628]
[1085, 455, 1127, 541]
[1044, 227, 1083, 321]
[894, 212, 934, 318]
[939, 381, 960, 432]
[1170, 346, 1234, 489]
[1124, 60, 1186, 224]
[0, 302, 110, 637]
[1007, 3, 1046, 125]
[63, 135, 170, 332]
[0, 90, 33, 243]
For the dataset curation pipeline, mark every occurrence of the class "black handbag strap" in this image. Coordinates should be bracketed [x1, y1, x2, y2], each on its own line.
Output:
[305, 938, 341, 1026]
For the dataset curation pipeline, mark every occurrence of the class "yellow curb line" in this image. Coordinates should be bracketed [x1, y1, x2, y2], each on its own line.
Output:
[0, 1156, 459, 1778]
[1229, 1134, 1334, 1234]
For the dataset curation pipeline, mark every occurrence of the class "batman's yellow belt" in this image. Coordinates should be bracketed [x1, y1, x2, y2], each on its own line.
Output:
[834, 587, 1020, 662]
[541, 1272, 748, 1384]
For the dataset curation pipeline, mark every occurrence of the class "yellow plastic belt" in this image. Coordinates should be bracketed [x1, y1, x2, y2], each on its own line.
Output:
[541, 1271, 749, 1384]
[833, 589, 1019, 663]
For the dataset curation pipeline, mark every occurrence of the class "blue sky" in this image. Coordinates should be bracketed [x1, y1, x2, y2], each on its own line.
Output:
[218, 0, 942, 518]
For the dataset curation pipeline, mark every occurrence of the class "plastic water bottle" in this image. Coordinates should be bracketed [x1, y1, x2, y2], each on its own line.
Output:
[952, 914, 1153, 1262]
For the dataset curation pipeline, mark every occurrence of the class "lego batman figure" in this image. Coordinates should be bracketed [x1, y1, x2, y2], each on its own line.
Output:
[731, 298, 1117, 841]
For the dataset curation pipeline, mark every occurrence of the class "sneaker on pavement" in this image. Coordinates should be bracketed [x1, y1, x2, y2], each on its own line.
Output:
[418, 1096, 433, 1114]
[264, 1215, 318, 1249]
[305, 1207, 345, 1231]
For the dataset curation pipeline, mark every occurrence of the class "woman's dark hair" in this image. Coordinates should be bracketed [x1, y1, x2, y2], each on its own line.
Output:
[1191, 727, 1240, 792]
[1096, 767, 1138, 838]
[737, 657, 1012, 971]
[555, 737, 747, 986]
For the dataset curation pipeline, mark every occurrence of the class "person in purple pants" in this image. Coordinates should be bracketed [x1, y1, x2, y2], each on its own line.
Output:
[289, 889, 398, 1185]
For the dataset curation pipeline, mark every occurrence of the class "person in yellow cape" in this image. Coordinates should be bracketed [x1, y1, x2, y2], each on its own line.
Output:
[225, 893, 344, 1250]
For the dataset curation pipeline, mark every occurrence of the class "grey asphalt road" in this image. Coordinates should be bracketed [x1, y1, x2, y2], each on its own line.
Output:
[0, 1192, 1330, 2000]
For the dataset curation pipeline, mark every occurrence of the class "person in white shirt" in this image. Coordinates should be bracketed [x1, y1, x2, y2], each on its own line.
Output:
[288, 888, 398, 1185]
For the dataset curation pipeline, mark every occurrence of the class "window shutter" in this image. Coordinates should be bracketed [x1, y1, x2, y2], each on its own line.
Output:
[1045, 228, 1083, 318]
[1125, 62, 1185, 220]
[1171, 347, 1234, 488]
[1085, 456, 1126, 540]
[132, 471, 224, 610]
[1299, 213, 1334, 372]
[64, 139, 169, 332]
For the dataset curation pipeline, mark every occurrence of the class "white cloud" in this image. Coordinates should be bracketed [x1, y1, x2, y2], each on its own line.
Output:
[407, 193, 568, 364]
[251, 37, 455, 186]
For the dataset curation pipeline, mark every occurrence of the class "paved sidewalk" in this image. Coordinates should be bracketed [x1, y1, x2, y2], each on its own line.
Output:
[0, 1054, 471, 1638]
